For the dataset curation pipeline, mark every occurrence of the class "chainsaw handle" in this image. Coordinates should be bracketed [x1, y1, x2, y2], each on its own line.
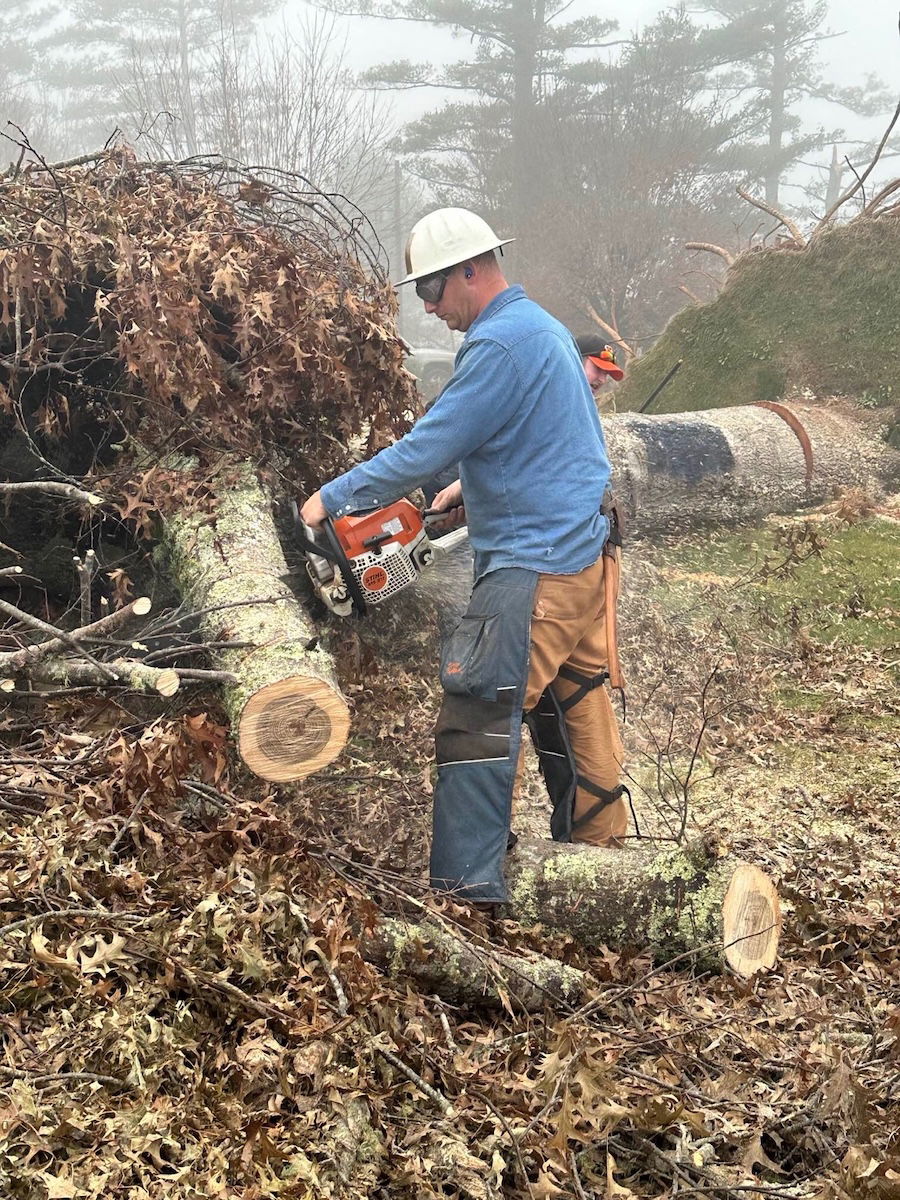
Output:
[422, 505, 465, 528]
[289, 500, 340, 563]
[288, 500, 368, 617]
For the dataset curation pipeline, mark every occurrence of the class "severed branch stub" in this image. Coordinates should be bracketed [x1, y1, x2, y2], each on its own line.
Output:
[73, 550, 99, 627]
[12, 657, 180, 697]
[0, 596, 152, 674]
[0, 597, 119, 680]
[0, 480, 103, 506]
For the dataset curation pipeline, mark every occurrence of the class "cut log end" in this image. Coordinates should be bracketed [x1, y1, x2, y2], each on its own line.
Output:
[132, 597, 152, 616]
[238, 675, 350, 782]
[722, 863, 782, 976]
[154, 668, 180, 698]
[504, 837, 781, 977]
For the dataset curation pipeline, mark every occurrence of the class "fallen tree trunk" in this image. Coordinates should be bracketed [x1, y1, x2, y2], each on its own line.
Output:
[362, 916, 585, 1011]
[505, 836, 781, 977]
[604, 402, 899, 537]
[161, 465, 349, 782]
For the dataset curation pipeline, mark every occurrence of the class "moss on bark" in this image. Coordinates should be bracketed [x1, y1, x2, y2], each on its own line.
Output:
[363, 917, 585, 1011]
[505, 837, 756, 973]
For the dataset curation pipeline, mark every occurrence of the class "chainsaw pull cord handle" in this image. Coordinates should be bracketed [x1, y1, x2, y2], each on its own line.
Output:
[289, 500, 368, 617]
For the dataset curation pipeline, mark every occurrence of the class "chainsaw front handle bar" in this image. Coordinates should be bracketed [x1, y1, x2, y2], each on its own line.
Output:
[288, 500, 369, 617]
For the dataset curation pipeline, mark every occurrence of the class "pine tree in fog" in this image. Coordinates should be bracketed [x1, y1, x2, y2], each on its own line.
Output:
[688, 0, 891, 205]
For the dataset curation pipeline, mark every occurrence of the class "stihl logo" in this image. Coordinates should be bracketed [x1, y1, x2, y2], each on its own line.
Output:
[446, 662, 462, 675]
[362, 565, 389, 591]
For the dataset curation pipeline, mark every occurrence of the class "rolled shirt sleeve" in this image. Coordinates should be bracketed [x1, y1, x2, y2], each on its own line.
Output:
[320, 339, 520, 517]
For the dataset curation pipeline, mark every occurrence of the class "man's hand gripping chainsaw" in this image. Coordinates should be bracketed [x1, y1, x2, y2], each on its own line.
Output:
[290, 497, 469, 618]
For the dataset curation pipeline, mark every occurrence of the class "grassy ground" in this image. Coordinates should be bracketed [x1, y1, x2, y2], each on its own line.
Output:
[621, 507, 900, 857]
[613, 216, 900, 432]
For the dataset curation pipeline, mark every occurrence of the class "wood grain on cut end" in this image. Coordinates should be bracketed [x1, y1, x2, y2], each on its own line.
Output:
[154, 668, 180, 698]
[722, 863, 782, 977]
[238, 675, 350, 782]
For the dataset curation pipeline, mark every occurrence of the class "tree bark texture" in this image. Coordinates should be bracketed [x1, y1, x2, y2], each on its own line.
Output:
[361, 916, 585, 1011]
[161, 464, 349, 782]
[13, 656, 180, 696]
[504, 836, 781, 977]
[604, 403, 897, 537]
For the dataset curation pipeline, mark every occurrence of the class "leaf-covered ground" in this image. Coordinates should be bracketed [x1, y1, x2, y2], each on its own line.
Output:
[2, 502, 899, 1199]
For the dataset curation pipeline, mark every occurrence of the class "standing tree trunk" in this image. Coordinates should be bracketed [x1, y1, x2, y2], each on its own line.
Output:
[510, 0, 543, 291]
[765, 9, 788, 206]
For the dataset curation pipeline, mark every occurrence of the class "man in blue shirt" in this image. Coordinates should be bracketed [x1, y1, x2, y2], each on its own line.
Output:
[301, 208, 627, 903]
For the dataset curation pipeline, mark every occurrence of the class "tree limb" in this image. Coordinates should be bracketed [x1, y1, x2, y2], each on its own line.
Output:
[9, 657, 180, 696]
[0, 480, 103, 505]
[814, 95, 900, 233]
[586, 304, 636, 360]
[0, 598, 120, 680]
[736, 187, 807, 247]
[685, 241, 735, 267]
[861, 176, 900, 218]
[0, 597, 151, 673]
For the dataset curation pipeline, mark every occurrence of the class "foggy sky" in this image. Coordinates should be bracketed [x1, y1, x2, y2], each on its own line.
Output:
[298, 0, 899, 146]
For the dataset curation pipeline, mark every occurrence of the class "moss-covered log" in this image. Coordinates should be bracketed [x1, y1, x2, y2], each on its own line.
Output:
[161, 465, 349, 782]
[505, 836, 780, 976]
[362, 916, 585, 1010]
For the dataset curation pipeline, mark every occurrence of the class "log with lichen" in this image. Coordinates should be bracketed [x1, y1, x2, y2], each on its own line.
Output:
[505, 836, 781, 977]
[361, 916, 585, 1011]
[161, 465, 349, 782]
[4, 656, 181, 696]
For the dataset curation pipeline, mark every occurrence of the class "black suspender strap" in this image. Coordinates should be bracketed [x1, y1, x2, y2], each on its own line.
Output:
[557, 665, 610, 712]
[571, 781, 631, 833]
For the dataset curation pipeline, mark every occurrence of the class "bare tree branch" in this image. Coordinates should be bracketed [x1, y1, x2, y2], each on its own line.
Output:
[586, 304, 636, 360]
[736, 186, 807, 247]
[813, 95, 900, 233]
[685, 241, 735, 266]
[0, 597, 151, 673]
[0, 481, 103, 505]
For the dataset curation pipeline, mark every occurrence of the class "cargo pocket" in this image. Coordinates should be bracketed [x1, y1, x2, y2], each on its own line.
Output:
[440, 614, 498, 699]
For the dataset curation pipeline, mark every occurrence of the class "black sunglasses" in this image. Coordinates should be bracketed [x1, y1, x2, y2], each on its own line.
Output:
[415, 267, 453, 304]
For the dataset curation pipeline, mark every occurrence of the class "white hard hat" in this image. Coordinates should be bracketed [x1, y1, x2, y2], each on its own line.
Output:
[397, 207, 514, 285]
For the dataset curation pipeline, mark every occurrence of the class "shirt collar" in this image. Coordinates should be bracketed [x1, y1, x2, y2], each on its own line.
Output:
[465, 285, 525, 340]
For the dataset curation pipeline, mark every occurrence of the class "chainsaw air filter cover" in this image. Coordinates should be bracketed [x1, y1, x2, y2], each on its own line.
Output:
[333, 499, 433, 608]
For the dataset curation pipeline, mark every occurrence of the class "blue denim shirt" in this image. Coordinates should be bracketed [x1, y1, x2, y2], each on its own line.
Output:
[321, 285, 611, 580]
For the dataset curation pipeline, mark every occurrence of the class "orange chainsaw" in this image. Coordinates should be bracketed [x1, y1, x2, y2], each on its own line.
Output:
[290, 498, 468, 618]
